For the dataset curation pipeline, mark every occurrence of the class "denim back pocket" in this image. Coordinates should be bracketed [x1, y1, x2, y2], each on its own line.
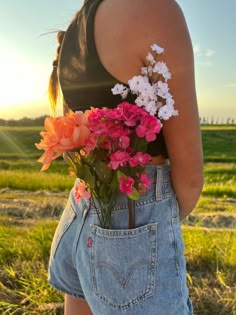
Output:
[90, 223, 157, 311]
[50, 199, 76, 258]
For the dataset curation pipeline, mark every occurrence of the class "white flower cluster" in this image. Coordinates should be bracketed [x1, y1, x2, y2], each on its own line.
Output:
[111, 44, 178, 120]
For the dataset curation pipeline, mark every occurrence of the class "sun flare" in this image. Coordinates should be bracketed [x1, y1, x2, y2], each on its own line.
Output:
[0, 49, 47, 108]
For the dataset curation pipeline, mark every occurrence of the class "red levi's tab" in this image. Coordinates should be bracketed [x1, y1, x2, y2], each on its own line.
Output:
[87, 237, 92, 248]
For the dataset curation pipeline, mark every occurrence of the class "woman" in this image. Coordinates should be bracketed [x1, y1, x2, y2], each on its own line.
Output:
[48, 0, 204, 314]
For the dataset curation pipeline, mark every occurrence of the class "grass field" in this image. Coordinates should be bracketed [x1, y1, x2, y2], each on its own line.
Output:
[1, 125, 236, 162]
[0, 125, 236, 314]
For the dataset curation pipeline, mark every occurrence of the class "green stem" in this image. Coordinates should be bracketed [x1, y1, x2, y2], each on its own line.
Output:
[65, 152, 79, 171]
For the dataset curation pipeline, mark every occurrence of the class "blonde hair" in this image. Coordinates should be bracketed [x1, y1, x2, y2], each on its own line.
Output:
[48, 31, 65, 114]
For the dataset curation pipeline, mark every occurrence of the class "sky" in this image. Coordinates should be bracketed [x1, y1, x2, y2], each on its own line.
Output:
[0, 0, 235, 120]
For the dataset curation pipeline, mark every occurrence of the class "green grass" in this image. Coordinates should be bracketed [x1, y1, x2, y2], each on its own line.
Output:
[0, 219, 235, 314]
[0, 159, 67, 173]
[183, 227, 236, 315]
[0, 219, 63, 315]
[201, 125, 236, 130]
[1, 125, 236, 162]
[1, 161, 235, 199]
[203, 163, 236, 198]
[0, 169, 74, 191]
[0, 127, 42, 159]
[201, 126, 236, 162]
[0, 125, 235, 314]
[195, 196, 236, 214]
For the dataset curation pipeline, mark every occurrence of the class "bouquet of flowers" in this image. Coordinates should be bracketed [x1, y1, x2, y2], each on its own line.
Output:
[36, 44, 178, 228]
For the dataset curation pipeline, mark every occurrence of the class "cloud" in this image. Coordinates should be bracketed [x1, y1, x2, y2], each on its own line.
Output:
[193, 44, 216, 67]
[193, 44, 216, 58]
[205, 49, 216, 57]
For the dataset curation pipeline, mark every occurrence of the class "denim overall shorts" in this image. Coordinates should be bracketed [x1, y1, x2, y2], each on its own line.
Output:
[48, 164, 193, 315]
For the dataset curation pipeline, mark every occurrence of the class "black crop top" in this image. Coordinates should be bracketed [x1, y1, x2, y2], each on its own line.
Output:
[58, 0, 168, 157]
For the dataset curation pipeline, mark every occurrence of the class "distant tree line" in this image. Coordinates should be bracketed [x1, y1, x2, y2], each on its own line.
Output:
[200, 117, 235, 125]
[0, 115, 235, 126]
[0, 116, 47, 126]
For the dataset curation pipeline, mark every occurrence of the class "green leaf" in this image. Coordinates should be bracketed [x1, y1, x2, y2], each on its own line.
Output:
[95, 160, 113, 183]
[110, 173, 119, 190]
[99, 183, 109, 200]
[84, 151, 97, 165]
[117, 170, 126, 182]
[128, 187, 139, 200]
[133, 138, 148, 152]
[83, 164, 96, 189]
[75, 161, 84, 178]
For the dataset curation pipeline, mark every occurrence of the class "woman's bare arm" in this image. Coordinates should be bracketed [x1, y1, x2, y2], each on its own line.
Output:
[94, 0, 204, 219]
[140, 0, 204, 219]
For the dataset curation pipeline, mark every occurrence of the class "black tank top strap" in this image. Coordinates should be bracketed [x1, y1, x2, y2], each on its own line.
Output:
[85, 0, 103, 57]
[84, 0, 123, 84]
[58, 0, 122, 111]
[58, 0, 168, 158]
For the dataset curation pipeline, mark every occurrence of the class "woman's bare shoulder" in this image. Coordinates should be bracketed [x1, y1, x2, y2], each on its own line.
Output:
[97, 0, 189, 63]
[127, 0, 189, 55]
[94, 0, 188, 80]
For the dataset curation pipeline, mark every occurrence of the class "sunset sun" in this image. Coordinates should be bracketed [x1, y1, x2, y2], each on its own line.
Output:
[0, 51, 43, 107]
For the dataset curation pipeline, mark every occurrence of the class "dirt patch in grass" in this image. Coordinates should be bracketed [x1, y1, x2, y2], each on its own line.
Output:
[1, 189, 236, 230]
[0, 188, 68, 220]
[184, 213, 236, 229]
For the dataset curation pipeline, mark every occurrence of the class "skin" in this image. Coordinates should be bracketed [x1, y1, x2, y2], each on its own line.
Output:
[65, 0, 204, 313]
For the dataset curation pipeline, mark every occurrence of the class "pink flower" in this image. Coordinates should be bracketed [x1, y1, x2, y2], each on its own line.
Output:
[88, 108, 106, 123]
[118, 136, 130, 150]
[90, 119, 110, 136]
[108, 151, 130, 170]
[136, 115, 162, 142]
[129, 152, 151, 167]
[89, 108, 125, 139]
[104, 108, 122, 121]
[140, 173, 152, 190]
[119, 176, 135, 195]
[108, 124, 129, 139]
[88, 108, 107, 134]
[74, 182, 91, 202]
[118, 102, 144, 127]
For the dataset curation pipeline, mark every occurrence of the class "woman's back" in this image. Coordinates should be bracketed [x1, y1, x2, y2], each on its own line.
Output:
[48, 1, 204, 314]
[94, 0, 203, 219]
[59, 0, 190, 157]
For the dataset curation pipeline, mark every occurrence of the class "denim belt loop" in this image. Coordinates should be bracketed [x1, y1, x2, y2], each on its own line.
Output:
[155, 166, 163, 201]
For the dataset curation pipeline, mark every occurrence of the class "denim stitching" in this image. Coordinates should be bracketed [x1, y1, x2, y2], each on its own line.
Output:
[155, 166, 171, 201]
[95, 259, 150, 288]
[72, 199, 90, 266]
[90, 223, 157, 310]
[90, 223, 155, 236]
[49, 280, 85, 300]
[155, 166, 163, 201]
[89, 196, 157, 214]
[90, 229, 98, 296]
[169, 198, 180, 274]
[52, 203, 77, 258]
[169, 198, 188, 314]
